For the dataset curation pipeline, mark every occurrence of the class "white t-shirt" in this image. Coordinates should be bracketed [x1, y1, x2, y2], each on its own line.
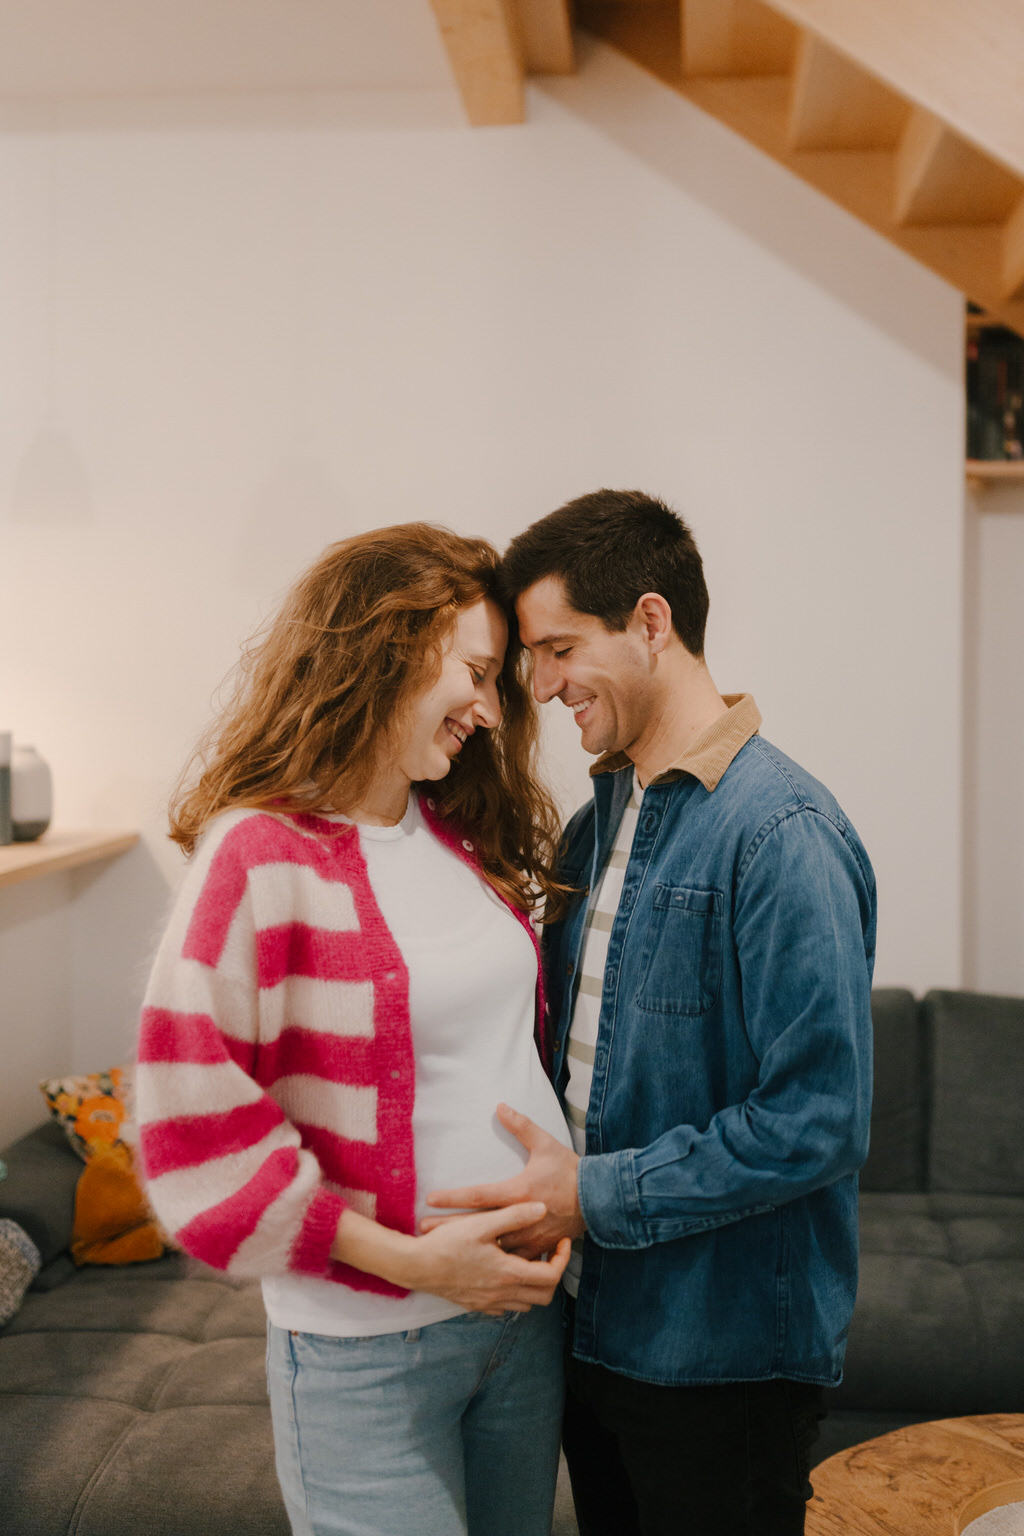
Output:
[261, 794, 571, 1335]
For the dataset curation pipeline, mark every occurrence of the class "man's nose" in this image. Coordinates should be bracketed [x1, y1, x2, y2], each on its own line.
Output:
[531, 655, 561, 704]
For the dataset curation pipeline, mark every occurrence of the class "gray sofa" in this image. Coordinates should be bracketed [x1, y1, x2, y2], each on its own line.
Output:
[0, 1119, 290, 1536]
[2, 988, 1022, 1531]
[815, 987, 1024, 1462]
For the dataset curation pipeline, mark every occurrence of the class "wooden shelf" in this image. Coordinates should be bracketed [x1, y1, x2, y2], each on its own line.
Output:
[966, 459, 1024, 493]
[0, 830, 139, 890]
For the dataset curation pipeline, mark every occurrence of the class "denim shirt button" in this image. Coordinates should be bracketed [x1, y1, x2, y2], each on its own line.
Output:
[643, 813, 657, 833]
[566, 961, 574, 975]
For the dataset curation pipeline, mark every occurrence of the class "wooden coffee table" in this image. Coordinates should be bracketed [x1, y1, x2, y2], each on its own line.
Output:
[807, 1415, 1024, 1534]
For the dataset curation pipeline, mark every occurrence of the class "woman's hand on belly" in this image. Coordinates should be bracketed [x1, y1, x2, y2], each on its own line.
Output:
[330, 1202, 571, 1316]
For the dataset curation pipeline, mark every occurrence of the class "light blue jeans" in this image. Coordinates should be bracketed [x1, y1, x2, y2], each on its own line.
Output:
[266, 1304, 565, 1536]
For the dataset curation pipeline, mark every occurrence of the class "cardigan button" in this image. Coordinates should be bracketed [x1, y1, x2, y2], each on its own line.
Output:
[462, 838, 473, 851]
[426, 799, 436, 810]
[390, 1069, 401, 1080]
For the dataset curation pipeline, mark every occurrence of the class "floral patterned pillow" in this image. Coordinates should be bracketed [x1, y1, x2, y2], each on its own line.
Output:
[39, 1065, 170, 1265]
[39, 1066, 136, 1162]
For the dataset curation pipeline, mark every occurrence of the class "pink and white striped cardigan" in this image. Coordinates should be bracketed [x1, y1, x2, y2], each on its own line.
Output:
[136, 797, 546, 1297]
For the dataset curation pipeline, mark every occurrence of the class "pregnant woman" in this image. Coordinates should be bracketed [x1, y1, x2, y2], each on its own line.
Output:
[136, 523, 572, 1536]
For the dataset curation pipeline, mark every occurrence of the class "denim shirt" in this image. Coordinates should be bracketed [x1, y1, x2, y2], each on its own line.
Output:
[546, 709, 876, 1387]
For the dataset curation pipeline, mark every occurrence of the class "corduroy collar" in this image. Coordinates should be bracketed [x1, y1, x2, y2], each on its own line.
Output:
[589, 692, 761, 792]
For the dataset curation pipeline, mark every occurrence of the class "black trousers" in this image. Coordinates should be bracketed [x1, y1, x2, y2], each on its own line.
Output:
[562, 1350, 826, 1536]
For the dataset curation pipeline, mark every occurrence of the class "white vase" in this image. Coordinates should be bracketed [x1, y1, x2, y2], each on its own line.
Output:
[11, 745, 53, 842]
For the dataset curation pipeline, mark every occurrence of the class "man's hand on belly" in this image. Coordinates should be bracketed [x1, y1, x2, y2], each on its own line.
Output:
[423, 1103, 585, 1261]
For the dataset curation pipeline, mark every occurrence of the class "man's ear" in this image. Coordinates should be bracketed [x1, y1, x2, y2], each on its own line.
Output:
[632, 592, 674, 654]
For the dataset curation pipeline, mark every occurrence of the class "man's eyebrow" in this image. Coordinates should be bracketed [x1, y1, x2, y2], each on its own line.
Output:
[523, 632, 574, 649]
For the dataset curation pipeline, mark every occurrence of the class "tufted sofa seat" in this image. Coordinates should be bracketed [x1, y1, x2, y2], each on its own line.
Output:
[0, 1118, 289, 1536]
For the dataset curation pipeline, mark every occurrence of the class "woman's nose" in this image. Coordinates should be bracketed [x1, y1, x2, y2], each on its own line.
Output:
[473, 680, 502, 729]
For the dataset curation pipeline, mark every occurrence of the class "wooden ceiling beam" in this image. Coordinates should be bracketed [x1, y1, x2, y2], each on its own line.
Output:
[575, 2, 682, 88]
[572, 0, 1024, 335]
[787, 32, 908, 151]
[681, 0, 796, 78]
[893, 108, 946, 226]
[765, 0, 1024, 177]
[894, 107, 1023, 227]
[515, 0, 575, 73]
[1001, 196, 1024, 301]
[429, 0, 525, 125]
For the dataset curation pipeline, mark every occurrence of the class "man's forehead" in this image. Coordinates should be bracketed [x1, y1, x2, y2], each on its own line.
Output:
[515, 576, 588, 645]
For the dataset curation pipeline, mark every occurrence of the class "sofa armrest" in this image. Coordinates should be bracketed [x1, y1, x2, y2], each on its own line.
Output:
[0, 1121, 81, 1271]
[861, 988, 927, 1193]
[925, 988, 1024, 1196]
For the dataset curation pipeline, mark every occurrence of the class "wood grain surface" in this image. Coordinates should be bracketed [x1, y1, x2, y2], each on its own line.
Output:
[807, 1416, 1024, 1535]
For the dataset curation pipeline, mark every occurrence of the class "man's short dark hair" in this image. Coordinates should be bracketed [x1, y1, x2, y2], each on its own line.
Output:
[501, 489, 709, 657]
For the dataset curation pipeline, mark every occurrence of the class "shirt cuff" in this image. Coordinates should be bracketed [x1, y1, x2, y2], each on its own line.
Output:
[577, 1149, 648, 1249]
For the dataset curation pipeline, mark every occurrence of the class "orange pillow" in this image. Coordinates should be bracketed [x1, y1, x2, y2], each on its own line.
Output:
[70, 1143, 166, 1267]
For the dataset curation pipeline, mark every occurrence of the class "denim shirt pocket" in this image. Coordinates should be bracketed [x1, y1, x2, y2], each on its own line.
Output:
[634, 885, 723, 1015]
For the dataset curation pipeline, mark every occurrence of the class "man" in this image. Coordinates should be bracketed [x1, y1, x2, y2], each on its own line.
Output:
[427, 489, 875, 1535]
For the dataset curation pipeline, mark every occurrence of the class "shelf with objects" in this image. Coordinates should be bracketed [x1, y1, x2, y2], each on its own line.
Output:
[0, 831, 139, 890]
[0, 736, 138, 888]
[966, 303, 1024, 494]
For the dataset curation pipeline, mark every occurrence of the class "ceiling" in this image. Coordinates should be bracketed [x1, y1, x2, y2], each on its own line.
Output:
[0, 0, 454, 97]
[3, 0, 1023, 333]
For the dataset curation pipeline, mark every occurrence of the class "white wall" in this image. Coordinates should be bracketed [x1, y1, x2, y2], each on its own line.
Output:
[1, 40, 971, 1139]
[964, 480, 1024, 995]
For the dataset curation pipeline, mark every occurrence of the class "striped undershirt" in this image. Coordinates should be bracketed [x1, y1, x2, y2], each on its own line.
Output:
[563, 772, 642, 1297]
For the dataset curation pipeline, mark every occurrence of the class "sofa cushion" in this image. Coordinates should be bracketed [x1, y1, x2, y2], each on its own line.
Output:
[0, 1397, 140, 1535]
[0, 1246, 290, 1536]
[926, 989, 1024, 1196]
[859, 988, 926, 1193]
[3, 1260, 267, 1343]
[832, 1191, 1024, 1416]
[0, 1398, 289, 1536]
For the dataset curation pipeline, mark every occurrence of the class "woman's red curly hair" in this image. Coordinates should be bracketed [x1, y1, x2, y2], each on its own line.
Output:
[169, 522, 566, 915]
